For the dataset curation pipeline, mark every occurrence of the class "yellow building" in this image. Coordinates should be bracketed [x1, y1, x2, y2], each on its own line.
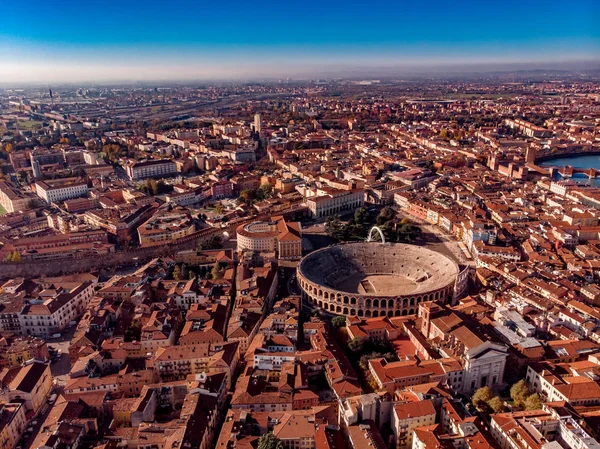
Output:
[0, 403, 26, 449]
[2, 337, 49, 368]
[5, 362, 53, 414]
[392, 400, 436, 448]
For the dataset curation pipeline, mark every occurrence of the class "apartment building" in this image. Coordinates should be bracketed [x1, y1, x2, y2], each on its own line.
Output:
[138, 207, 196, 246]
[125, 159, 177, 180]
[392, 400, 436, 448]
[0, 181, 31, 213]
[526, 363, 600, 406]
[153, 342, 239, 383]
[304, 188, 364, 218]
[3, 361, 53, 414]
[0, 403, 27, 449]
[490, 410, 598, 449]
[19, 281, 95, 338]
[35, 178, 88, 204]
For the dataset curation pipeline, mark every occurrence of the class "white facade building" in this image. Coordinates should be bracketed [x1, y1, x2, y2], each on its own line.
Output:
[19, 282, 95, 338]
[35, 180, 88, 204]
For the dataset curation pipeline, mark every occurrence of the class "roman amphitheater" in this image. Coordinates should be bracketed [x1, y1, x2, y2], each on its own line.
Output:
[297, 241, 460, 317]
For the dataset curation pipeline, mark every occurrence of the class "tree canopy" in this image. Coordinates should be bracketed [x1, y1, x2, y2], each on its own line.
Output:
[524, 393, 542, 411]
[332, 316, 346, 328]
[488, 396, 506, 413]
[472, 386, 494, 410]
[510, 380, 531, 409]
[257, 433, 283, 449]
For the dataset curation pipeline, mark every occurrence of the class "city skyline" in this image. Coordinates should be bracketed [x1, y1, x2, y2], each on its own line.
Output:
[1, 0, 599, 83]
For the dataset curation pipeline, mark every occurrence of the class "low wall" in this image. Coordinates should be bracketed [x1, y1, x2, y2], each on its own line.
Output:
[0, 208, 307, 280]
[0, 227, 223, 280]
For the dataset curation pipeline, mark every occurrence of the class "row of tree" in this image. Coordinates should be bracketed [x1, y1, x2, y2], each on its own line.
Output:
[325, 207, 421, 243]
[172, 261, 227, 281]
[3, 251, 22, 263]
[346, 336, 399, 370]
[237, 183, 274, 206]
[472, 379, 542, 413]
[137, 179, 172, 196]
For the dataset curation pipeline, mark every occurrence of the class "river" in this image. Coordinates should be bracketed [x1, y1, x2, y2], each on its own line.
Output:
[540, 154, 600, 187]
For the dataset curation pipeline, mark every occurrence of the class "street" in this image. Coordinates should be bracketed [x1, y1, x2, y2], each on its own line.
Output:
[48, 327, 76, 387]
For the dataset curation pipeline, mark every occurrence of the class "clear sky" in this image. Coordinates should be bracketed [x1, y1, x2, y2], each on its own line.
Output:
[1, 0, 599, 83]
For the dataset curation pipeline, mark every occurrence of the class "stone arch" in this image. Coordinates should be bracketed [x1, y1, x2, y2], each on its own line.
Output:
[343, 296, 349, 304]
[358, 309, 364, 317]
[402, 309, 408, 316]
[351, 297, 357, 305]
[372, 310, 379, 318]
[365, 310, 371, 317]
[394, 310, 401, 316]
[387, 299, 394, 308]
[343, 307, 349, 315]
[373, 299, 379, 308]
[350, 308, 356, 316]
[323, 303, 329, 311]
[336, 305, 342, 313]
[366, 299, 371, 308]
[318, 300, 323, 308]
[387, 310, 393, 317]
[409, 308, 415, 315]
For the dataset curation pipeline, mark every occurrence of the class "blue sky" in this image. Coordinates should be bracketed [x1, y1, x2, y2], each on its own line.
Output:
[0, 0, 599, 82]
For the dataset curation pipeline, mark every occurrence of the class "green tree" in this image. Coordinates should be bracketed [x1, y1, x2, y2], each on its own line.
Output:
[376, 207, 395, 226]
[348, 337, 366, 353]
[332, 316, 346, 328]
[124, 322, 142, 342]
[173, 265, 182, 280]
[5, 251, 22, 263]
[200, 235, 222, 250]
[211, 261, 225, 280]
[472, 386, 494, 410]
[488, 396, 506, 413]
[150, 179, 159, 196]
[256, 183, 273, 201]
[354, 207, 369, 224]
[257, 433, 283, 449]
[524, 393, 542, 411]
[237, 189, 254, 205]
[510, 380, 530, 409]
[325, 216, 348, 241]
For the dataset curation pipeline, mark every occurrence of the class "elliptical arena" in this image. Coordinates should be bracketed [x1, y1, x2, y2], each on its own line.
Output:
[297, 242, 460, 317]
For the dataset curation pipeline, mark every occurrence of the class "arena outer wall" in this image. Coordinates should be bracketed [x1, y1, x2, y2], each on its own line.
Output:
[297, 242, 460, 318]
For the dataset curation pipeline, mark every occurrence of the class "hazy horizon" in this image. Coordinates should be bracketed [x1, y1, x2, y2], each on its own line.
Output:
[1, 0, 599, 84]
